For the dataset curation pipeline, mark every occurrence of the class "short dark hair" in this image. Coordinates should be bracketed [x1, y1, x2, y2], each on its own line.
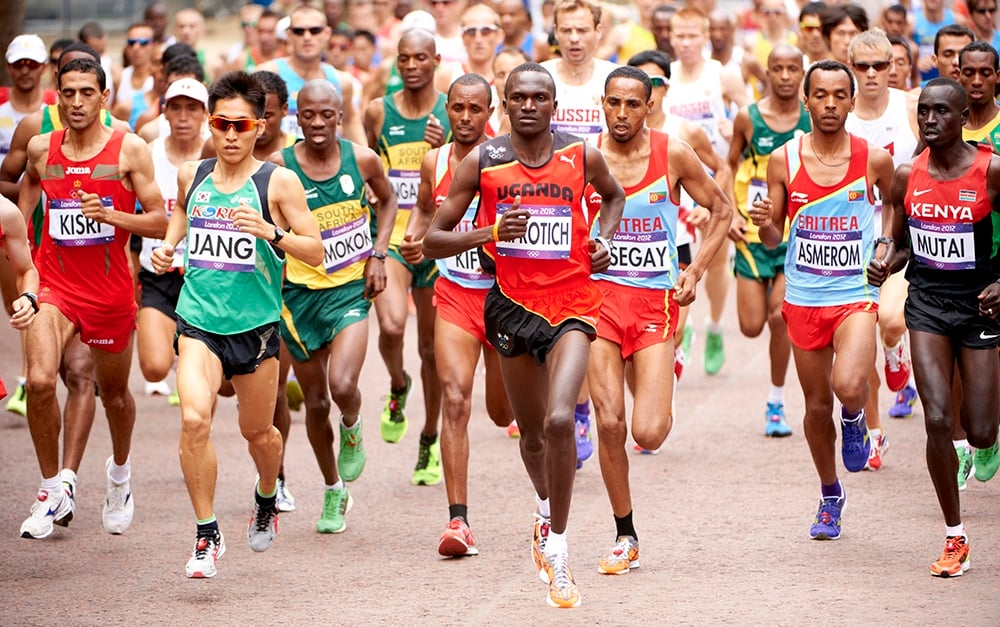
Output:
[504, 62, 554, 99]
[605, 65, 652, 100]
[884, 4, 907, 17]
[50, 38, 77, 56]
[959, 40, 1000, 71]
[923, 76, 969, 108]
[804, 59, 854, 97]
[353, 29, 376, 46]
[165, 55, 205, 82]
[627, 49, 672, 79]
[448, 73, 493, 106]
[799, 1, 826, 22]
[496, 46, 530, 63]
[820, 4, 868, 44]
[162, 43, 198, 68]
[255, 70, 289, 107]
[57, 42, 101, 68]
[209, 71, 266, 118]
[78, 21, 105, 43]
[888, 36, 913, 65]
[58, 57, 107, 91]
[934, 24, 975, 55]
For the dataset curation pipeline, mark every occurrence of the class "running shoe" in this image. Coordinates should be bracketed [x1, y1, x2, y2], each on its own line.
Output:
[673, 344, 688, 382]
[764, 402, 792, 437]
[680, 323, 694, 362]
[247, 501, 278, 552]
[276, 478, 296, 512]
[632, 444, 661, 455]
[286, 377, 304, 412]
[145, 379, 171, 396]
[506, 422, 521, 438]
[883, 340, 911, 392]
[888, 384, 918, 418]
[56, 468, 77, 527]
[102, 456, 134, 535]
[865, 432, 889, 471]
[168, 389, 180, 406]
[185, 529, 226, 579]
[380, 372, 411, 443]
[412, 437, 443, 486]
[957, 445, 975, 491]
[5, 382, 26, 416]
[973, 440, 1000, 482]
[841, 411, 871, 473]
[438, 517, 479, 557]
[930, 535, 970, 577]
[532, 513, 551, 583]
[597, 535, 640, 575]
[704, 325, 724, 375]
[545, 551, 581, 608]
[575, 412, 593, 465]
[809, 493, 846, 540]
[338, 419, 366, 482]
[19, 486, 72, 539]
[316, 487, 353, 534]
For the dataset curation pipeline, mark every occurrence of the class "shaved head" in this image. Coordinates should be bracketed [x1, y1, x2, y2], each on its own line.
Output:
[399, 28, 436, 53]
[299, 79, 342, 108]
[769, 43, 803, 64]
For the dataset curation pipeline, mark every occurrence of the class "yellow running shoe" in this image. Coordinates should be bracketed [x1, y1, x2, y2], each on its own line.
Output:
[597, 535, 639, 575]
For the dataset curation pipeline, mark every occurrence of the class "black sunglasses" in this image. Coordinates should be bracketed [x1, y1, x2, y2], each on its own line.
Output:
[852, 60, 891, 72]
[127, 38, 152, 46]
[290, 26, 325, 36]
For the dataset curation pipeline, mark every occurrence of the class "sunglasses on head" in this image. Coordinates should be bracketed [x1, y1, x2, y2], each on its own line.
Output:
[290, 26, 325, 36]
[852, 60, 891, 72]
[127, 37, 152, 46]
[463, 25, 499, 37]
[208, 116, 261, 133]
[649, 75, 669, 88]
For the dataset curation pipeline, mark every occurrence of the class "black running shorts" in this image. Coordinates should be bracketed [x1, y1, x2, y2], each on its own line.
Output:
[484, 285, 596, 365]
[905, 287, 1000, 350]
[175, 317, 280, 379]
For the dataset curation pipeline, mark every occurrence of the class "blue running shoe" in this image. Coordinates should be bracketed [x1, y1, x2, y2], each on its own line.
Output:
[841, 411, 871, 472]
[575, 413, 593, 465]
[888, 384, 918, 418]
[764, 402, 792, 437]
[810, 493, 846, 540]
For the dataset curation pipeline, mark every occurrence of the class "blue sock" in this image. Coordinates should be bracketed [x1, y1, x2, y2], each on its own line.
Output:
[574, 401, 589, 422]
[821, 480, 843, 499]
[841, 406, 862, 422]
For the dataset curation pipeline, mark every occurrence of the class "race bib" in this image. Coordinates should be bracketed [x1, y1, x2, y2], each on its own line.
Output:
[388, 169, 420, 211]
[48, 197, 115, 247]
[909, 218, 975, 270]
[794, 228, 863, 276]
[187, 218, 256, 272]
[444, 248, 484, 281]
[495, 203, 572, 260]
[322, 214, 373, 274]
[606, 231, 672, 279]
[748, 178, 767, 206]
[281, 110, 301, 139]
[141, 236, 186, 270]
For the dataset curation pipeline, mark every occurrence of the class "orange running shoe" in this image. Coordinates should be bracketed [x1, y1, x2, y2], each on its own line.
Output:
[506, 422, 521, 438]
[545, 551, 581, 608]
[532, 513, 551, 583]
[930, 535, 970, 577]
[438, 517, 479, 557]
[597, 535, 639, 575]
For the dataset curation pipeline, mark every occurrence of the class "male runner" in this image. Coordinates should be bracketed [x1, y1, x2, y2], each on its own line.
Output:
[18, 58, 168, 539]
[402, 74, 514, 554]
[270, 80, 396, 532]
[589, 66, 731, 574]
[727, 44, 810, 437]
[151, 71, 321, 577]
[423, 63, 625, 608]
[749, 60, 895, 540]
[870, 78, 1000, 576]
[364, 28, 450, 483]
[959, 41, 1000, 154]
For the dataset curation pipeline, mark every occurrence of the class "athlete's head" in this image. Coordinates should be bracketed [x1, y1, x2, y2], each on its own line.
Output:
[396, 28, 439, 92]
[933, 24, 975, 80]
[297, 79, 342, 151]
[848, 30, 892, 100]
[628, 50, 671, 117]
[57, 58, 109, 130]
[503, 63, 556, 137]
[888, 36, 914, 90]
[651, 4, 677, 55]
[767, 44, 805, 102]
[209, 71, 266, 119]
[917, 77, 969, 148]
[58, 57, 106, 92]
[494, 47, 529, 101]
[288, 5, 331, 63]
[163, 77, 208, 144]
[670, 8, 709, 66]
[803, 60, 855, 133]
[821, 4, 868, 64]
[208, 72, 267, 163]
[797, 3, 828, 60]
[551, 0, 603, 66]
[880, 4, 909, 39]
[460, 4, 503, 67]
[603, 66, 653, 144]
[446, 73, 493, 146]
[254, 70, 290, 148]
[958, 41, 1000, 107]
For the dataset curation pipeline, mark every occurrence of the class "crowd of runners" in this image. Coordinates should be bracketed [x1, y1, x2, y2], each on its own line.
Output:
[2, 0, 999, 609]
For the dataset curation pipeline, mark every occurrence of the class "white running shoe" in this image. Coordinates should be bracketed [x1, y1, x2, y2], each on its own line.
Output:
[185, 529, 226, 578]
[102, 457, 134, 535]
[56, 468, 77, 527]
[144, 379, 172, 396]
[247, 501, 278, 552]
[276, 478, 296, 512]
[20, 487, 72, 539]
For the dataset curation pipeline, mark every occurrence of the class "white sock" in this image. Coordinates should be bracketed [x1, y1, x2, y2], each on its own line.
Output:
[954, 439, 970, 452]
[535, 494, 550, 519]
[17, 375, 26, 386]
[326, 480, 344, 491]
[341, 414, 359, 430]
[767, 385, 784, 405]
[109, 457, 131, 484]
[907, 372, 916, 388]
[706, 317, 723, 334]
[545, 529, 568, 556]
[946, 523, 965, 538]
[40, 475, 61, 492]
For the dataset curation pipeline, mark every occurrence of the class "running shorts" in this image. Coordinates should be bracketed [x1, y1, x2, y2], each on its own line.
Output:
[905, 287, 1000, 350]
[388, 247, 439, 289]
[39, 285, 136, 353]
[596, 281, 678, 360]
[782, 301, 878, 352]
[434, 276, 490, 347]
[484, 284, 597, 365]
[734, 241, 786, 281]
[176, 317, 280, 379]
[139, 268, 183, 320]
[279, 279, 371, 362]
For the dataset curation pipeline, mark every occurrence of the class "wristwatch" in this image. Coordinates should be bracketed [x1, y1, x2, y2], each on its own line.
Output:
[594, 236, 614, 252]
[371, 251, 387, 261]
[272, 226, 286, 244]
[20, 292, 38, 313]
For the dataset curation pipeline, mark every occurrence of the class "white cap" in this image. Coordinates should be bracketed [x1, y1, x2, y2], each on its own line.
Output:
[6, 34, 47, 65]
[401, 10, 436, 35]
[164, 77, 208, 107]
[276, 16, 290, 41]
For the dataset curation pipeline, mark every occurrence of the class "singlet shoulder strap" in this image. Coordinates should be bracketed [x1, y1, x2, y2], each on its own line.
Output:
[785, 135, 803, 182]
[182, 159, 217, 210]
[251, 161, 282, 258]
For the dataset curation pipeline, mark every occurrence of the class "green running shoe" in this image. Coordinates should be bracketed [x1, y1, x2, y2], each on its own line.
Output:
[338, 419, 366, 482]
[704, 328, 725, 375]
[412, 436, 442, 486]
[380, 372, 411, 443]
[316, 487, 353, 534]
[974, 441, 1000, 482]
[956, 445, 975, 491]
[6, 382, 26, 416]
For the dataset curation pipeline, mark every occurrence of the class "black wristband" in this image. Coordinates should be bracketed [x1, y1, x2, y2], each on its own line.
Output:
[20, 292, 38, 313]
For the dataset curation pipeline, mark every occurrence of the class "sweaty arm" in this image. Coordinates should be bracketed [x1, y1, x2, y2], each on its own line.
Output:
[1, 196, 39, 328]
[423, 147, 492, 259]
[112, 134, 167, 239]
[585, 146, 625, 240]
